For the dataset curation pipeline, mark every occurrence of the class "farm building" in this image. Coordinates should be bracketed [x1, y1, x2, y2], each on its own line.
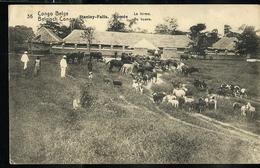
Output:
[207, 37, 240, 59]
[130, 38, 158, 56]
[211, 37, 238, 52]
[30, 27, 63, 55]
[52, 29, 192, 58]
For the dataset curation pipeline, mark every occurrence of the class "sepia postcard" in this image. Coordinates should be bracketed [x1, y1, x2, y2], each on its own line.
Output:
[9, 4, 260, 164]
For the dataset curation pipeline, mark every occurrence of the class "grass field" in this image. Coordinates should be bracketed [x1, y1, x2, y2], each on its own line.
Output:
[9, 53, 260, 163]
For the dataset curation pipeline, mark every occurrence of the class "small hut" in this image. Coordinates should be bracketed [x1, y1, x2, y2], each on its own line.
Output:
[131, 38, 158, 56]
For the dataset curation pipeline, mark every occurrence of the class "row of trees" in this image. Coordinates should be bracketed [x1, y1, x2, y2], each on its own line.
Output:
[9, 12, 259, 57]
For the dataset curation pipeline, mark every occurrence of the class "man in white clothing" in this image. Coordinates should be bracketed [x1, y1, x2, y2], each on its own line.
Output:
[21, 51, 29, 70]
[60, 55, 67, 78]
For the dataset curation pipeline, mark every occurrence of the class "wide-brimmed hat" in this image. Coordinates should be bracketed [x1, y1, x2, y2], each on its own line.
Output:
[24, 51, 28, 54]
[63, 55, 66, 58]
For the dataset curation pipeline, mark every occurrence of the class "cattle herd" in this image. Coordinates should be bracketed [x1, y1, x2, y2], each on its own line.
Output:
[69, 51, 256, 120]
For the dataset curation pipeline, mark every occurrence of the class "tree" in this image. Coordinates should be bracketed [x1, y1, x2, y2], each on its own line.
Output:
[224, 24, 232, 36]
[154, 17, 179, 35]
[107, 12, 127, 32]
[69, 17, 86, 31]
[40, 20, 70, 38]
[127, 18, 138, 29]
[154, 24, 169, 34]
[81, 27, 95, 57]
[9, 25, 35, 52]
[236, 26, 259, 58]
[206, 29, 220, 47]
[188, 23, 208, 56]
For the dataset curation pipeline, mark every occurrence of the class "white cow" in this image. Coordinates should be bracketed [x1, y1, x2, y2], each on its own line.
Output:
[173, 88, 186, 97]
[168, 99, 179, 108]
[162, 95, 177, 103]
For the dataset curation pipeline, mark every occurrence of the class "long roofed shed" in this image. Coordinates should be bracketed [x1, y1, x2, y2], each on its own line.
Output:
[63, 29, 192, 48]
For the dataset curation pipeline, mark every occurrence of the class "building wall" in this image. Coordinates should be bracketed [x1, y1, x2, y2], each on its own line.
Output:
[133, 48, 148, 56]
[51, 46, 133, 56]
[31, 43, 51, 55]
[161, 48, 178, 60]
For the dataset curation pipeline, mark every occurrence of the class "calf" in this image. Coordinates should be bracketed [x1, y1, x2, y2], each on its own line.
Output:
[162, 95, 177, 103]
[183, 96, 195, 112]
[152, 92, 166, 104]
[113, 80, 123, 87]
[246, 102, 256, 119]
[168, 99, 179, 108]
[233, 102, 242, 111]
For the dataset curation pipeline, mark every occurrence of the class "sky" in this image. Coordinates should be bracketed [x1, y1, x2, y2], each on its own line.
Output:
[9, 5, 260, 35]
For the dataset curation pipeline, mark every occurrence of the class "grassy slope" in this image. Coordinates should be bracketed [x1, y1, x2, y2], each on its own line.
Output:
[9, 54, 260, 163]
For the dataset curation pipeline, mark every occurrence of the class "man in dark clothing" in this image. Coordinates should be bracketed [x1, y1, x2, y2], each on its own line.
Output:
[87, 61, 93, 72]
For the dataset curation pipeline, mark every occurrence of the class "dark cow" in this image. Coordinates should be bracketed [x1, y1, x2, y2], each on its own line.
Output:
[193, 79, 207, 90]
[137, 61, 155, 76]
[195, 97, 207, 113]
[160, 59, 178, 70]
[178, 96, 185, 109]
[180, 54, 189, 61]
[112, 80, 123, 87]
[67, 52, 85, 64]
[152, 92, 166, 104]
[142, 71, 157, 84]
[233, 102, 243, 112]
[182, 67, 199, 75]
[121, 53, 134, 64]
[90, 52, 103, 61]
[106, 60, 124, 72]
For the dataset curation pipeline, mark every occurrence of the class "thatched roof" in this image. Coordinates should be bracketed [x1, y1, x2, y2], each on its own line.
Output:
[33, 27, 62, 43]
[63, 30, 192, 48]
[131, 38, 158, 50]
[211, 37, 238, 51]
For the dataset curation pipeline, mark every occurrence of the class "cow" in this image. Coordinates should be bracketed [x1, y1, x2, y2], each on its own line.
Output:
[182, 67, 199, 76]
[180, 54, 189, 61]
[113, 80, 123, 87]
[183, 96, 195, 112]
[193, 79, 207, 90]
[233, 102, 243, 112]
[152, 92, 166, 104]
[173, 88, 186, 97]
[195, 97, 207, 113]
[106, 60, 124, 72]
[90, 52, 103, 61]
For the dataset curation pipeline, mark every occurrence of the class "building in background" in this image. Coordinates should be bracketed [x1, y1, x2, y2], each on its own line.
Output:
[51, 29, 191, 58]
[130, 38, 158, 56]
[31, 27, 62, 56]
[207, 37, 240, 59]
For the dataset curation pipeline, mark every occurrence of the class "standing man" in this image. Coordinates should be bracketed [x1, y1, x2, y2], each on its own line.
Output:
[114, 51, 118, 59]
[34, 56, 41, 76]
[87, 60, 93, 72]
[21, 51, 29, 70]
[60, 55, 67, 78]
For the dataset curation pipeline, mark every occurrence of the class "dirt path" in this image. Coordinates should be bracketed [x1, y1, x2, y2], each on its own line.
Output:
[144, 73, 165, 91]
